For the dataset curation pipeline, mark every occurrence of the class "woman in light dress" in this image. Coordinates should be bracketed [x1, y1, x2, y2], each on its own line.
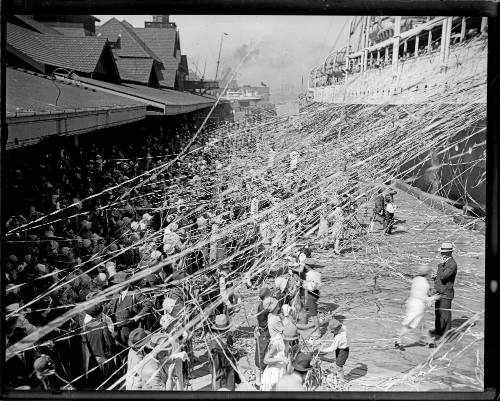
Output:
[329, 201, 344, 255]
[395, 264, 439, 350]
[316, 203, 330, 249]
[261, 298, 287, 391]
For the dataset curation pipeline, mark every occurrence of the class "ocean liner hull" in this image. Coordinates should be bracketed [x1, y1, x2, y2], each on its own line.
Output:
[306, 25, 487, 214]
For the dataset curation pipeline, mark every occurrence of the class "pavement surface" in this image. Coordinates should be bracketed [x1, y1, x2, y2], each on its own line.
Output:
[189, 190, 485, 392]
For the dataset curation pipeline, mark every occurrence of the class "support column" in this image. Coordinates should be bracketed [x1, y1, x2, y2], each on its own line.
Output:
[377, 49, 380, 64]
[415, 34, 420, 57]
[481, 17, 488, 35]
[385, 47, 389, 63]
[460, 17, 466, 42]
[392, 16, 401, 75]
[443, 17, 452, 62]
[363, 49, 368, 73]
[440, 18, 447, 63]
[427, 29, 432, 54]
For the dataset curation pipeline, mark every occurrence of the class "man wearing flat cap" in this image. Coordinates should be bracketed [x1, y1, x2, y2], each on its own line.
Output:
[431, 242, 458, 340]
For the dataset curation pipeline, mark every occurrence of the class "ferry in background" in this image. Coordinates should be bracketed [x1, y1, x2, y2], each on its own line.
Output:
[303, 16, 487, 215]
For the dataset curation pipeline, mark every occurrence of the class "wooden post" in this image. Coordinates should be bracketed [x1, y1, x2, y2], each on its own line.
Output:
[440, 18, 447, 62]
[460, 17, 466, 42]
[481, 17, 488, 35]
[364, 49, 368, 73]
[415, 34, 420, 57]
[385, 47, 389, 63]
[427, 29, 432, 54]
[392, 16, 401, 75]
[403, 40, 407, 54]
[444, 17, 452, 62]
[377, 49, 380, 64]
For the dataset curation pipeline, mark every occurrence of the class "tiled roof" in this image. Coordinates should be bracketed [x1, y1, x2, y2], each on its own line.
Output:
[12, 15, 62, 35]
[7, 22, 109, 73]
[97, 18, 160, 62]
[115, 57, 154, 84]
[6, 67, 143, 116]
[134, 27, 179, 88]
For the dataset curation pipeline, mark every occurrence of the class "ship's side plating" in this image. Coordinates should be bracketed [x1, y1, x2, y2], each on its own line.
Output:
[307, 16, 487, 214]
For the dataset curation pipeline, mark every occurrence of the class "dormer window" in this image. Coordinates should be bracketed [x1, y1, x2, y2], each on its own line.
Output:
[109, 35, 121, 49]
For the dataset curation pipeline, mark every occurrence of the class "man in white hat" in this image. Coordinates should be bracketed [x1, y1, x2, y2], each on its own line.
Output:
[431, 242, 458, 340]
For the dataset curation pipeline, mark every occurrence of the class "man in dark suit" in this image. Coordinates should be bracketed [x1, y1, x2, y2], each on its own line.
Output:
[432, 242, 458, 340]
[104, 272, 152, 348]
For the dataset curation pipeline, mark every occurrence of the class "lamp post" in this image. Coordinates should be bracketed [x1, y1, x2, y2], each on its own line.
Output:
[215, 32, 229, 82]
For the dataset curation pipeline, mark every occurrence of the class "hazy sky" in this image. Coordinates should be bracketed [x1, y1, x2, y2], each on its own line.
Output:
[96, 15, 350, 97]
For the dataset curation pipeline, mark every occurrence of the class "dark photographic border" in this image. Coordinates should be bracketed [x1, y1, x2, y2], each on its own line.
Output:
[1, 1, 498, 400]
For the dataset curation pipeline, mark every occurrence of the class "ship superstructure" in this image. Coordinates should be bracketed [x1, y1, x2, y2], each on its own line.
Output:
[306, 16, 487, 213]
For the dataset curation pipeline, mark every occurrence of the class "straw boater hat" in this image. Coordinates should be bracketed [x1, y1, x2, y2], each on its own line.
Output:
[128, 328, 151, 349]
[438, 242, 454, 253]
[146, 333, 172, 351]
[212, 314, 232, 331]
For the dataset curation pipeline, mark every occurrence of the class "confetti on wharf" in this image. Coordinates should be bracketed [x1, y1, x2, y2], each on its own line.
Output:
[4, 47, 485, 393]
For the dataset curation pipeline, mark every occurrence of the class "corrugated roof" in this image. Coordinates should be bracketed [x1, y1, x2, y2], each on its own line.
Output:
[115, 57, 154, 84]
[134, 27, 179, 88]
[73, 75, 216, 115]
[6, 67, 144, 116]
[7, 22, 109, 73]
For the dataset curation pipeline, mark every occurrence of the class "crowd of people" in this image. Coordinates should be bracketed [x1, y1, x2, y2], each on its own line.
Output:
[4, 110, 459, 392]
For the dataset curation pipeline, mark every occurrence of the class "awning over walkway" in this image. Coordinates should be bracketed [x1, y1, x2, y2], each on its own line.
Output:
[6, 67, 147, 149]
[72, 75, 217, 115]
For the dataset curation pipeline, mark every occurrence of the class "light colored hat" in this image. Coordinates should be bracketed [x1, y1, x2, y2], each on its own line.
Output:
[150, 250, 162, 260]
[162, 297, 177, 314]
[417, 264, 432, 275]
[130, 221, 139, 231]
[6, 303, 21, 315]
[128, 328, 151, 348]
[142, 213, 153, 221]
[328, 318, 341, 331]
[275, 276, 289, 292]
[93, 272, 108, 287]
[438, 242, 454, 253]
[146, 333, 171, 350]
[105, 261, 116, 277]
[212, 314, 232, 331]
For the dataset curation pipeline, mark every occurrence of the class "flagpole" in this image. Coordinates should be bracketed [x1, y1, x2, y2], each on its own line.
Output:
[215, 32, 228, 82]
